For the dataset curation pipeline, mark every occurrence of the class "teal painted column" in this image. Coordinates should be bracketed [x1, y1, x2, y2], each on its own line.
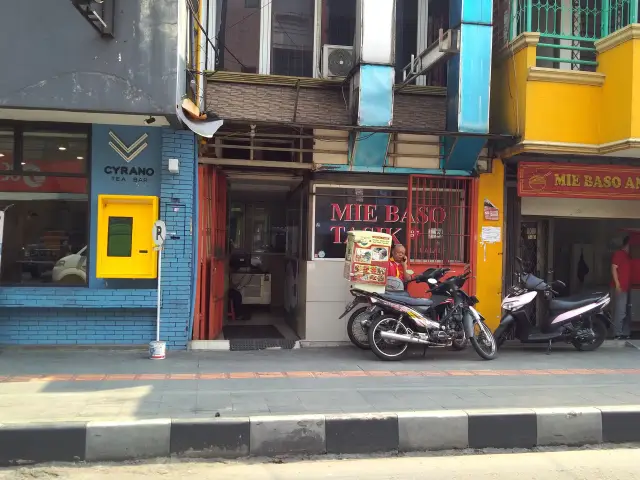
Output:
[443, 0, 493, 171]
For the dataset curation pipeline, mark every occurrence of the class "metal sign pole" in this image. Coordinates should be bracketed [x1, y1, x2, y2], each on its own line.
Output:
[156, 245, 162, 343]
[150, 219, 167, 359]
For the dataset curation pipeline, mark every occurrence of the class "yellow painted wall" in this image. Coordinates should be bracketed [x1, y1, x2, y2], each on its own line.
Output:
[598, 40, 634, 143]
[490, 45, 533, 136]
[491, 28, 640, 150]
[525, 81, 601, 144]
[474, 160, 504, 332]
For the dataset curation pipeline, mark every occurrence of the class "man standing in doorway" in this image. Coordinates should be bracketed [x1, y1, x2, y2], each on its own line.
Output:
[611, 236, 632, 340]
[388, 244, 413, 283]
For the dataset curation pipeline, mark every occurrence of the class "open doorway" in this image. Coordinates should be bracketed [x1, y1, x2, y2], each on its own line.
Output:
[220, 173, 307, 347]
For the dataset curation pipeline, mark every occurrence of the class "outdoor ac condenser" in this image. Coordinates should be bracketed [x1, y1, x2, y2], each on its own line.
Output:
[322, 45, 354, 78]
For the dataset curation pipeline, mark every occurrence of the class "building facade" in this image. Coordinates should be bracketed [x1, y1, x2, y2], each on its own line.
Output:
[0, 0, 199, 348]
[193, 0, 507, 349]
[492, 1, 640, 331]
[0, 0, 508, 350]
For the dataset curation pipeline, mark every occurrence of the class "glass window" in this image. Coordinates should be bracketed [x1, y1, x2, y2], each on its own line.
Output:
[219, 0, 261, 73]
[395, 0, 419, 83]
[22, 130, 87, 175]
[321, 0, 356, 47]
[0, 127, 14, 172]
[107, 217, 133, 257]
[313, 187, 408, 259]
[0, 124, 89, 286]
[313, 185, 470, 263]
[271, 0, 315, 77]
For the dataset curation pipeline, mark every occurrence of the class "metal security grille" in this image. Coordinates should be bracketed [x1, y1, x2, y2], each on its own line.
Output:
[505, 0, 637, 71]
[406, 176, 474, 265]
[520, 219, 550, 325]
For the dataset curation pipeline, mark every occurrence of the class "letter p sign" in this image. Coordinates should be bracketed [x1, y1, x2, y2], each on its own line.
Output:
[153, 220, 167, 247]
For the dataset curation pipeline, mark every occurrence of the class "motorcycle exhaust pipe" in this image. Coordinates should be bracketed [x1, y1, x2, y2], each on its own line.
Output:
[380, 330, 433, 345]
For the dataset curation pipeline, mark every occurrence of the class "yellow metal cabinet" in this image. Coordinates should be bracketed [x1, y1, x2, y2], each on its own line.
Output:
[96, 195, 159, 279]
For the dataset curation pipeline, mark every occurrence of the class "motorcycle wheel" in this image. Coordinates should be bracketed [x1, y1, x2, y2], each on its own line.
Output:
[347, 306, 371, 350]
[368, 315, 410, 361]
[572, 316, 608, 352]
[492, 323, 512, 349]
[470, 320, 498, 360]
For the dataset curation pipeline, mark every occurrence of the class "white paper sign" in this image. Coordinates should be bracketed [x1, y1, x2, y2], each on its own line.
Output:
[481, 226, 501, 244]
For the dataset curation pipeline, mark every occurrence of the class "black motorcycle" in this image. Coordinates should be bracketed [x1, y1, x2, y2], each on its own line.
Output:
[366, 271, 497, 361]
[341, 268, 455, 349]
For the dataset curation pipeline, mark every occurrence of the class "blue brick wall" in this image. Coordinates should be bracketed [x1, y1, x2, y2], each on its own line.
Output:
[0, 127, 197, 349]
[158, 129, 196, 349]
[0, 309, 155, 345]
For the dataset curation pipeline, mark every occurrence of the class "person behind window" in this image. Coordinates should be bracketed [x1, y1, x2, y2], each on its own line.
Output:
[611, 235, 632, 340]
[387, 244, 413, 283]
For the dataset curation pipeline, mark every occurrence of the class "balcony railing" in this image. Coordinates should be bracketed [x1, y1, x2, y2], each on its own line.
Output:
[504, 0, 638, 70]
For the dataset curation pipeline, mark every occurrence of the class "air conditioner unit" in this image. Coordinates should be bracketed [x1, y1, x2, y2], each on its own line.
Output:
[231, 273, 272, 305]
[322, 44, 354, 79]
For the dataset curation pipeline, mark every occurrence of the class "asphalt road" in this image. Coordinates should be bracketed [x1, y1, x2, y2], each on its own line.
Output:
[2, 448, 639, 479]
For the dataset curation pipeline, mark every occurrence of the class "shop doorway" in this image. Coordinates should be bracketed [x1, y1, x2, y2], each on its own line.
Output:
[194, 167, 308, 349]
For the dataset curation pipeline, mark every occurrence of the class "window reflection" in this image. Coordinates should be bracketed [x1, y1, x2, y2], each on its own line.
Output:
[0, 197, 88, 285]
[271, 0, 315, 77]
[0, 125, 89, 286]
[219, 0, 261, 73]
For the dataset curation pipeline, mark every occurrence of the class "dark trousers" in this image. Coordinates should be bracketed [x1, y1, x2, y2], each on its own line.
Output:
[229, 288, 242, 318]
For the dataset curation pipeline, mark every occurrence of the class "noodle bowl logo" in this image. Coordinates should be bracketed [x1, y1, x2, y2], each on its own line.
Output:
[0, 162, 45, 188]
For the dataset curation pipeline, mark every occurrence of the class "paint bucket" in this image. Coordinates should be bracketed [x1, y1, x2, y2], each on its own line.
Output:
[149, 341, 166, 360]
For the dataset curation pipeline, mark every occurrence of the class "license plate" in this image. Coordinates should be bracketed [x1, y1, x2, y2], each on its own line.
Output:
[339, 299, 358, 319]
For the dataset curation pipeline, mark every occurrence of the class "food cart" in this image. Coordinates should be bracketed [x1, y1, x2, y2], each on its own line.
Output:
[344, 231, 392, 294]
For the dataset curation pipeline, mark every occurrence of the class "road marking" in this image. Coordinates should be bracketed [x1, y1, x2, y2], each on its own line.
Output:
[0, 368, 638, 383]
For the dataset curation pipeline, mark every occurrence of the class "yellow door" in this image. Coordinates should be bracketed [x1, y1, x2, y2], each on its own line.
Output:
[96, 195, 159, 279]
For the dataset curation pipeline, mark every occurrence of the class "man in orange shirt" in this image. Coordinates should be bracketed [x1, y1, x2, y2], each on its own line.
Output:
[611, 236, 632, 340]
[388, 244, 413, 283]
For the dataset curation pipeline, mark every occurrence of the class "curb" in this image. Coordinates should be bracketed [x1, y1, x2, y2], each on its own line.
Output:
[1, 406, 640, 464]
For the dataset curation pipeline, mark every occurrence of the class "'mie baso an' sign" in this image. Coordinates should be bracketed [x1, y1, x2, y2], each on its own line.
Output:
[327, 202, 447, 244]
[518, 162, 640, 200]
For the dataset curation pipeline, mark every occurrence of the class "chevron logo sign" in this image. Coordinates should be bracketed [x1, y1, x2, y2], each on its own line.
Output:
[108, 131, 148, 163]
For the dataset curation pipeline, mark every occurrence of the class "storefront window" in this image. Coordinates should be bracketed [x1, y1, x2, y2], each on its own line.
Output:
[313, 184, 470, 263]
[0, 124, 89, 286]
[313, 187, 408, 259]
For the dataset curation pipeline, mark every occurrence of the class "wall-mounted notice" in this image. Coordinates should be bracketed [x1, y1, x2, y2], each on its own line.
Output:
[481, 226, 501, 244]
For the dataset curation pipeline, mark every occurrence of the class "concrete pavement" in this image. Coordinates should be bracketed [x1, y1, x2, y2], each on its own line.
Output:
[0, 345, 639, 422]
[3, 448, 640, 479]
[1, 345, 640, 464]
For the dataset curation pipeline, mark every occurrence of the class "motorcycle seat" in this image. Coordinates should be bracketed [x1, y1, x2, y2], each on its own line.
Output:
[379, 293, 433, 307]
[549, 292, 606, 311]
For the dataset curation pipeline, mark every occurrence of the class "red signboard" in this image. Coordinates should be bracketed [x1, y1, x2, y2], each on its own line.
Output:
[0, 157, 86, 194]
[518, 162, 640, 200]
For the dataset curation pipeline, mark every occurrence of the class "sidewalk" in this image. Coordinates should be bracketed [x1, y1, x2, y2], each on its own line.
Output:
[0, 343, 639, 423]
[1, 344, 640, 464]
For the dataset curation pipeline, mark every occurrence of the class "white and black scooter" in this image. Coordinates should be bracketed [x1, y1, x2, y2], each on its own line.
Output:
[493, 257, 612, 353]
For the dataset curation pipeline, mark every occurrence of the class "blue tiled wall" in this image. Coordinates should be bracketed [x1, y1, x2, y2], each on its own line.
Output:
[0, 128, 197, 349]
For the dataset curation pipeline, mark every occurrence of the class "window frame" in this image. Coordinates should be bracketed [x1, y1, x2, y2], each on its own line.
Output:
[0, 120, 92, 288]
